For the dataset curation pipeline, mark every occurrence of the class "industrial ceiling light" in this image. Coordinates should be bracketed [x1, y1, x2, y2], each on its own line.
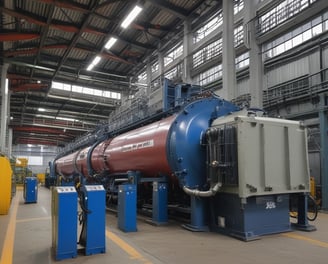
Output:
[121, 5, 143, 29]
[38, 108, 46, 112]
[105, 37, 117, 50]
[86, 64, 94, 71]
[87, 55, 101, 71]
[56, 117, 80, 122]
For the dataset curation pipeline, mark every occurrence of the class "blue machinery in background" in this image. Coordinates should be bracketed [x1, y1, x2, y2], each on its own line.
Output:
[51, 185, 106, 261]
[23, 177, 38, 203]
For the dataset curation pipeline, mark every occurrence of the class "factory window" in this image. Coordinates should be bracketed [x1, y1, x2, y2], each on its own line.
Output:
[63, 83, 71, 91]
[235, 52, 249, 70]
[263, 11, 328, 59]
[83, 87, 93, 95]
[72, 85, 82, 93]
[234, 25, 244, 47]
[257, 0, 317, 35]
[164, 64, 182, 81]
[103, 91, 121, 99]
[152, 61, 159, 73]
[165, 67, 177, 80]
[151, 77, 161, 92]
[196, 52, 249, 86]
[193, 39, 222, 69]
[198, 64, 222, 86]
[138, 71, 147, 83]
[164, 44, 183, 67]
[234, 0, 244, 15]
[52, 81, 121, 100]
[193, 11, 223, 43]
[94, 89, 102, 96]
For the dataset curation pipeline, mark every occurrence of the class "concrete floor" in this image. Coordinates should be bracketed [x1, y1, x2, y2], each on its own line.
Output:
[0, 186, 328, 264]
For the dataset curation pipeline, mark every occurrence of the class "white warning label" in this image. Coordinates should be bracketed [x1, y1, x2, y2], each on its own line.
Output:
[121, 139, 154, 152]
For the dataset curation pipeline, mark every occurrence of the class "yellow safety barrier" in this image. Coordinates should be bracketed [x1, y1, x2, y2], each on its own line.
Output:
[0, 155, 13, 215]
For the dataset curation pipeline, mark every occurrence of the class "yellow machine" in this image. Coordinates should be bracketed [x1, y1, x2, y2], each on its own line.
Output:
[0, 154, 13, 215]
[15, 157, 30, 184]
[37, 173, 45, 184]
[16, 158, 28, 167]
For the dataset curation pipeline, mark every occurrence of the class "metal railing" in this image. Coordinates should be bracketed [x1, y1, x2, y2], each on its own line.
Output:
[263, 68, 328, 109]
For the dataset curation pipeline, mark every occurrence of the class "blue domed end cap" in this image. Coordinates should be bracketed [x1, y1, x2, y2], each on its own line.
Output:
[167, 97, 239, 188]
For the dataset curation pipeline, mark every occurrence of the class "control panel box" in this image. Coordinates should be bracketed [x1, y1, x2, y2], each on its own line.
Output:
[52, 186, 77, 261]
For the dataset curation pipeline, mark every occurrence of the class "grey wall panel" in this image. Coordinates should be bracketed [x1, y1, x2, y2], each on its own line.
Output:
[322, 46, 328, 69]
[237, 77, 250, 97]
[308, 51, 321, 75]
[266, 56, 309, 88]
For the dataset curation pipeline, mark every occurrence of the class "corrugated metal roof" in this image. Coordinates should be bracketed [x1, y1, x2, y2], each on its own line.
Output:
[2, 0, 209, 146]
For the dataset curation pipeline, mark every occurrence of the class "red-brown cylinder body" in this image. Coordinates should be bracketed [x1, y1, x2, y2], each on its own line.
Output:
[104, 115, 175, 177]
[55, 151, 79, 177]
[91, 139, 111, 173]
[75, 147, 90, 177]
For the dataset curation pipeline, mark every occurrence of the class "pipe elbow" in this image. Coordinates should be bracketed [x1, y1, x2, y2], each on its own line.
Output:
[183, 182, 222, 197]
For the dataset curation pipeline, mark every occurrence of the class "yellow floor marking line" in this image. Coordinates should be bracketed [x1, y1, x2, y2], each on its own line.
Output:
[283, 233, 328, 249]
[106, 229, 153, 264]
[16, 216, 51, 223]
[0, 195, 19, 264]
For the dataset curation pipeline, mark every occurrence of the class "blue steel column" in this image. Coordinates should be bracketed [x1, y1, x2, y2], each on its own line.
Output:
[183, 196, 208, 232]
[319, 94, 328, 210]
[293, 194, 316, 231]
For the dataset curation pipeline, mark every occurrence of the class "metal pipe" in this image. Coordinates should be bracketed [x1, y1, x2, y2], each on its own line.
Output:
[183, 182, 222, 197]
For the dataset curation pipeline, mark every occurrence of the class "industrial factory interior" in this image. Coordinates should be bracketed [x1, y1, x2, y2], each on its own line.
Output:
[1, 0, 328, 263]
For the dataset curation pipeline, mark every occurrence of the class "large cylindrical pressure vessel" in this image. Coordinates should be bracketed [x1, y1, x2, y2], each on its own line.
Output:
[54, 97, 239, 188]
[103, 97, 239, 188]
[55, 151, 79, 177]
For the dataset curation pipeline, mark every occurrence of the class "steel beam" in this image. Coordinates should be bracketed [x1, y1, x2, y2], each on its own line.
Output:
[146, 0, 189, 19]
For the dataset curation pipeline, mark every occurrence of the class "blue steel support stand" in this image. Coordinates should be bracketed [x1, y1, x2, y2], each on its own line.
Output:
[182, 196, 208, 232]
[319, 94, 328, 211]
[150, 182, 168, 225]
[137, 173, 168, 226]
[292, 194, 316, 231]
[118, 184, 137, 232]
